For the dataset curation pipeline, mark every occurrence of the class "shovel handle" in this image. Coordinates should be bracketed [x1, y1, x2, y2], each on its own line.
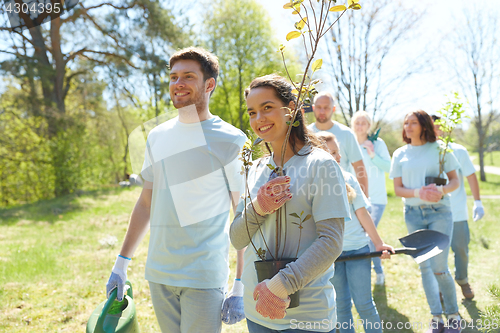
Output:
[335, 248, 414, 262]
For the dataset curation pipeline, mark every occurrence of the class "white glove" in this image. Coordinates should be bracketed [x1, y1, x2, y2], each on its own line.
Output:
[106, 255, 130, 301]
[473, 200, 485, 222]
[221, 279, 245, 325]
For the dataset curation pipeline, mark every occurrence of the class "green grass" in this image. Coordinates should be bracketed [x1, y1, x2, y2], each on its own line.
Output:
[1, 185, 500, 332]
[472, 151, 500, 168]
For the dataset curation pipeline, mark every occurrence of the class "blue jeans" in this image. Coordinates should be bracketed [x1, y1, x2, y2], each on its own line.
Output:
[368, 204, 386, 274]
[331, 245, 382, 333]
[404, 204, 458, 316]
[450, 220, 470, 284]
[247, 319, 336, 333]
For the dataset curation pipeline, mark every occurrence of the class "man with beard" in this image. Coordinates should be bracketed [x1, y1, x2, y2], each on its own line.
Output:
[307, 92, 368, 196]
[105, 47, 247, 332]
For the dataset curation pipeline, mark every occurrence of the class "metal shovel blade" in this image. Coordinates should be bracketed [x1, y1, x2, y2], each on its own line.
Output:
[335, 229, 449, 264]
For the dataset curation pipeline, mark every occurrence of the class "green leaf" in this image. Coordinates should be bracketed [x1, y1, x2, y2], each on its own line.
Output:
[289, 212, 301, 219]
[278, 44, 286, 52]
[293, 120, 300, 127]
[286, 31, 302, 41]
[300, 211, 304, 216]
[267, 164, 275, 170]
[311, 58, 323, 72]
[350, 3, 362, 10]
[286, 121, 291, 125]
[330, 5, 346, 12]
[291, 222, 300, 226]
[303, 214, 312, 222]
[283, 2, 293, 9]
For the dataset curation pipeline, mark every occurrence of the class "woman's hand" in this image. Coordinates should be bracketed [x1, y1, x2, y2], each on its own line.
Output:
[253, 176, 292, 216]
[253, 279, 290, 319]
[416, 184, 442, 203]
[361, 140, 375, 158]
[375, 243, 395, 260]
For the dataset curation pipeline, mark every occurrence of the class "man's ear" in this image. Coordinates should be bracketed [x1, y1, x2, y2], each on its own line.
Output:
[332, 105, 336, 113]
[205, 78, 216, 94]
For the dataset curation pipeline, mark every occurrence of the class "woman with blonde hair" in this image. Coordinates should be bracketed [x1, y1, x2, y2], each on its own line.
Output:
[317, 131, 393, 333]
[350, 111, 392, 285]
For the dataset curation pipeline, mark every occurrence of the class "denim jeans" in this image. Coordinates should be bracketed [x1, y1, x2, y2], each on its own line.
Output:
[247, 319, 336, 333]
[404, 204, 458, 316]
[368, 204, 386, 274]
[149, 282, 224, 333]
[331, 245, 382, 333]
[450, 220, 470, 284]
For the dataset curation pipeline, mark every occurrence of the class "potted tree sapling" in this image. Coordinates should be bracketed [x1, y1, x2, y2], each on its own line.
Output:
[239, 0, 362, 308]
[426, 92, 468, 186]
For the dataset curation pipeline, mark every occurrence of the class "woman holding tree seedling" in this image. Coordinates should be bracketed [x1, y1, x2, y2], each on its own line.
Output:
[390, 110, 461, 333]
[318, 131, 394, 333]
[351, 111, 392, 286]
[229, 74, 350, 333]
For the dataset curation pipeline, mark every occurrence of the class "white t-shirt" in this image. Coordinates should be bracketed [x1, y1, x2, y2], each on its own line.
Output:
[237, 145, 350, 332]
[343, 172, 371, 251]
[141, 115, 247, 288]
[449, 143, 477, 222]
[308, 122, 363, 174]
[389, 141, 459, 206]
[361, 138, 391, 205]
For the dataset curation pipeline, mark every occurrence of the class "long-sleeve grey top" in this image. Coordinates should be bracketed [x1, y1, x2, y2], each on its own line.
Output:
[230, 203, 344, 295]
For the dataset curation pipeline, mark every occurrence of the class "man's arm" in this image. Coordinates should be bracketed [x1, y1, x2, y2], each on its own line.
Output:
[466, 173, 481, 201]
[119, 181, 153, 258]
[352, 160, 369, 197]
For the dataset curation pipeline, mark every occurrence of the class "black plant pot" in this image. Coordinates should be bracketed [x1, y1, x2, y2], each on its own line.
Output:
[425, 176, 447, 186]
[254, 258, 300, 308]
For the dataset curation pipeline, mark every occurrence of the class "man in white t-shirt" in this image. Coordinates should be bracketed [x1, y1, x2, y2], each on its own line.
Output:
[307, 92, 368, 196]
[105, 47, 247, 332]
[432, 115, 485, 300]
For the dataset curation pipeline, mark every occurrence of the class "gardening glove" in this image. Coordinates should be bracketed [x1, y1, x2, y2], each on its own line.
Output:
[106, 255, 130, 301]
[253, 278, 290, 320]
[221, 279, 245, 325]
[473, 200, 485, 222]
[253, 176, 292, 216]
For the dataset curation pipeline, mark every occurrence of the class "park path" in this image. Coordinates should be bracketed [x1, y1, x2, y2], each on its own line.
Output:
[469, 155, 500, 176]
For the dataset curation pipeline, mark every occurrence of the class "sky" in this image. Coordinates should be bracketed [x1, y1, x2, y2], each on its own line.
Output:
[253, 0, 500, 126]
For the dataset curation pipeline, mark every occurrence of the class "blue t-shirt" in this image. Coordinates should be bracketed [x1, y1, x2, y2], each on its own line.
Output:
[141, 115, 247, 288]
[237, 145, 350, 332]
[361, 138, 391, 205]
[308, 122, 363, 175]
[389, 141, 459, 206]
[449, 143, 477, 222]
[342, 172, 371, 251]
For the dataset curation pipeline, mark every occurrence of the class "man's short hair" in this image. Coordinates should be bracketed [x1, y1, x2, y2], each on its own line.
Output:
[169, 47, 219, 85]
[431, 115, 440, 122]
[313, 91, 336, 105]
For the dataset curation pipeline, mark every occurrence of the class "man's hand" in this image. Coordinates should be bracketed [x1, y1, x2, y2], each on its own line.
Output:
[253, 280, 290, 320]
[221, 279, 245, 325]
[473, 200, 485, 222]
[106, 255, 130, 301]
[253, 176, 292, 216]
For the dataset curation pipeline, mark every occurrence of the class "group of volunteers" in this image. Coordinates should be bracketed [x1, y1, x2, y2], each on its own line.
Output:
[104, 47, 485, 333]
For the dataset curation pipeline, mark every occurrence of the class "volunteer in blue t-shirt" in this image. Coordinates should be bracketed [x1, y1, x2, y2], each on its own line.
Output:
[390, 110, 462, 333]
[351, 111, 391, 286]
[432, 115, 485, 300]
[230, 74, 350, 333]
[307, 92, 368, 197]
[105, 47, 247, 333]
[318, 131, 393, 333]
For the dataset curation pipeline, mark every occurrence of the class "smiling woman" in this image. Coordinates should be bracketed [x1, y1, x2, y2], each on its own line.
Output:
[230, 74, 351, 333]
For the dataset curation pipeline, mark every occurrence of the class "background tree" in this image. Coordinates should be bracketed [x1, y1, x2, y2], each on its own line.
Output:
[203, 0, 285, 132]
[322, 0, 424, 124]
[449, 7, 500, 181]
[0, 0, 187, 198]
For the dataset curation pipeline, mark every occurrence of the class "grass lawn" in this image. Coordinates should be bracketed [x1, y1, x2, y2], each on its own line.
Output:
[1, 183, 499, 333]
[472, 151, 500, 168]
